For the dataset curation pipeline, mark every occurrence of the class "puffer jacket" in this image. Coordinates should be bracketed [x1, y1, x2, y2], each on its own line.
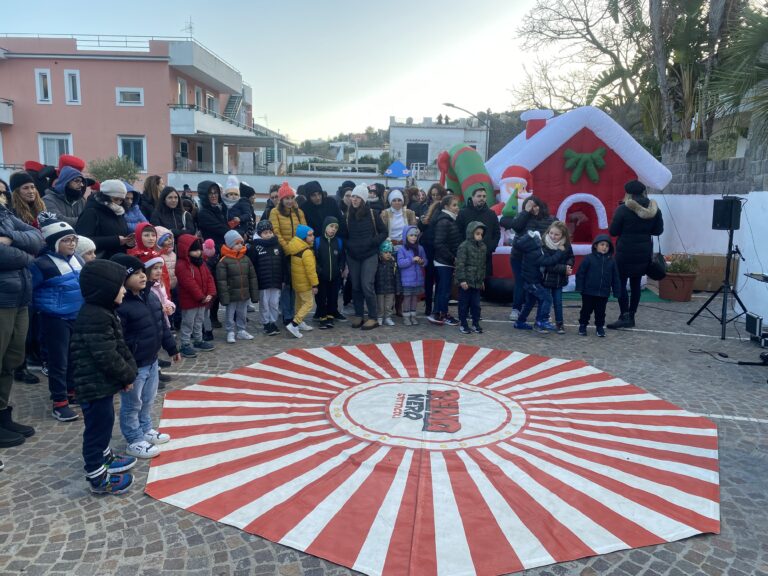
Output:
[196, 180, 230, 250]
[216, 245, 259, 305]
[542, 243, 575, 289]
[269, 205, 307, 252]
[501, 201, 556, 261]
[75, 193, 130, 259]
[609, 194, 664, 277]
[455, 222, 488, 289]
[513, 231, 564, 285]
[396, 225, 427, 288]
[224, 197, 255, 241]
[41, 166, 85, 227]
[155, 226, 177, 289]
[0, 204, 44, 308]
[175, 234, 217, 310]
[302, 195, 343, 237]
[30, 250, 84, 319]
[151, 187, 196, 237]
[116, 284, 178, 368]
[286, 236, 318, 293]
[344, 205, 386, 261]
[248, 236, 285, 290]
[375, 256, 397, 295]
[432, 210, 462, 266]
[128, 221, 171, 297]
[456, 200, 501, 258]
[576, 234, 622, 297]
[71, 260, 138, 403]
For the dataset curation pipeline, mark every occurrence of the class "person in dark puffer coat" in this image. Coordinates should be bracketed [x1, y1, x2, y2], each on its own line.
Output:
[75, 180, 133, 259]
[455, 186, 500, 276]
[150, 186, 196, 238]
[41, 165, 86, 227]
[576, 234, 622, 337]
[429, 194, 462, 325]
[607, 180, 664, 329]
[313, 216, 345, 327]
[248, 219, 285, 335]
[71, 259, 138, 494]
[196, 180, 230, 328]
[541, 221, 575, 333]
[512, 230, 564, 332]
[216, 230, 259, 343]
[455, 221, 488, 333]
[302, 180, 344, 238]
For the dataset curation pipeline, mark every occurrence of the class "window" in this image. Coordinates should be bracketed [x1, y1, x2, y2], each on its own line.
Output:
[64, 70, 81, 105]
[35, 69, 52, 104]
[195, 87, 202, 109]
[206, 93, 215, 114]
[179, 140, 189, 158]
[177, 78, 187, 105]
[118, 136, 147, 172]
[38, 133, 72, 165]
[405, 143, 429, 168]
[116, 87, 144, 106]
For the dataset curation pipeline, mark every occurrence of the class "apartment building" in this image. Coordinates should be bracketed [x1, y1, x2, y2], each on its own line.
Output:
[0, 35, 291, 185]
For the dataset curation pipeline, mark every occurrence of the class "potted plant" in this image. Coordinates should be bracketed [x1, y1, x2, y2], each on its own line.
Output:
[658, 254, 699, 301]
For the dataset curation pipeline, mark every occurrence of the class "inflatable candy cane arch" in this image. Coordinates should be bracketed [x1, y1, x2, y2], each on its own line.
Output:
[437, 143, 494, 203]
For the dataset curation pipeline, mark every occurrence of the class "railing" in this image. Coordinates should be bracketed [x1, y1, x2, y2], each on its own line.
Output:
[169, 103, 288, 141]
[173, 157, 269, 176]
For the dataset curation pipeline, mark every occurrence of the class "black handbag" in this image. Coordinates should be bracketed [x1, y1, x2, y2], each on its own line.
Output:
[646, 236, 667, 281]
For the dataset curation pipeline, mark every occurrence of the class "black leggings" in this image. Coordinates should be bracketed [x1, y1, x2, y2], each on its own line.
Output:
[618, 274, 642, 314]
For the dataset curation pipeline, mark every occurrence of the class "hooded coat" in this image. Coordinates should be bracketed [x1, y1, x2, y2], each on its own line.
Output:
[396, 225, 428, 288]
[344, 205, 386, 261]
[155, 226, 177, 289]
[0, 204, 44, 309]
[501, 197, 556, 261]
[432, 210, 462, 266]
[215, 245, 259, 305]
[196, 181, 230, 250]
[41, 166, 85, 226]
[150, 187, 196, 237]
[123, 189, 149, 233]
[455, 197, 501, 258]
[576, 234, 622, 298]
[286, 236, 319, 293]
[71, 259, 138, 403]
[248, 234, 285, 290]
[127, 222, 172, 297]
[313, 216, 345, 283]
[225, 182, 256, 240]
[609, 194, 664, 277]
[30, 249, 84, 320]
[455, 222, 488, 289]
[513, 231, 565, 285]
[302, 183, 344, 238]
[175, 234, 217, 310]
[542, 242, 575, 289]
[116, 283, 179, 368]
[75, 193, 130, 259]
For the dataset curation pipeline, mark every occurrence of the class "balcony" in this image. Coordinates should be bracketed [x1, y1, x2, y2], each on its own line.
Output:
[169, 104, 291, 147]
[0, 98, 13, 125]
[168, 40, 242, 94]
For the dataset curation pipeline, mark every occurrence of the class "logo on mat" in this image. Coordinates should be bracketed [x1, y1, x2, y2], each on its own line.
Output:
[392, 390, 461, 433]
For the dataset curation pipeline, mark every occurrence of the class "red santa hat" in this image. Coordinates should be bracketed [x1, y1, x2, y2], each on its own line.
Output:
[23, 160, 45, 172]
[499, 166, 534, 192]
[57, 154, 86, 174]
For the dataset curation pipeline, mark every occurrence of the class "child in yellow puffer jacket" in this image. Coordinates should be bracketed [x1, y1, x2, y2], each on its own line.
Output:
[285, 225, 317, 338]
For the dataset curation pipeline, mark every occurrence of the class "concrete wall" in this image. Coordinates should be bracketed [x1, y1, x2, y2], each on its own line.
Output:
[389, 124, 488, 166]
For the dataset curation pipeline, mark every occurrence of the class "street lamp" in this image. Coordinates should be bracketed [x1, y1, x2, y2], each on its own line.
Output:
[442, 102, 490, 161]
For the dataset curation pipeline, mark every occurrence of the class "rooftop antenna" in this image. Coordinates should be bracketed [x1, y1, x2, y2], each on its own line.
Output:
[182, 17, 194, 38]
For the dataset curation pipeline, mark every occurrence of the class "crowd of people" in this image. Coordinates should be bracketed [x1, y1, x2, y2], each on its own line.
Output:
[0, 153, 663, 494]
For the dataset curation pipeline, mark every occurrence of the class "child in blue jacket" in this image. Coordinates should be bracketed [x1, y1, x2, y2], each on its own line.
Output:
[576, 234, 622, 337]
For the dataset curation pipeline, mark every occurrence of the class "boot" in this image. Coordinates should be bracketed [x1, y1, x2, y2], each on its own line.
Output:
[627, 312, 636, 328]
[0, 406, 35, 438]
[403, 312, 413, 326]
[0, 426, 24, 448]
[607, 313, 632, 330]
[410, 311, 419, 325]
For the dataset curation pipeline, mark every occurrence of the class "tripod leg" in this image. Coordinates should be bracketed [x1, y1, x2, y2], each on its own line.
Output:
[687, 285, 722, 325]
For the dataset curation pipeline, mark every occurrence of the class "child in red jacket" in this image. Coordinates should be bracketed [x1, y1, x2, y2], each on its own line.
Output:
[175, 234, 217, 358]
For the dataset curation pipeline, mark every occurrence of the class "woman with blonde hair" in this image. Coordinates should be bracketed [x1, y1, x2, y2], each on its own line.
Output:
[10, 172, 46, 228]
[140, 175, 163, 220]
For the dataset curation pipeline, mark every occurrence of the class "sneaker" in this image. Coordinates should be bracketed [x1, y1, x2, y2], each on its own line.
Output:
[193, 340, 215, 351]
[578, 324, 588, 336]
[226, 331, 236, 343]
[444, 315, 460, 327]
[202, 330, 214, 342]
[144, 429, 171, 445]
[89, 472, 133, 495]
[236, 330, 254, 340]
[125, 440, 160, 459]
[319, 321, 333, 330]
[333, 312, 348, 322]
[472, 324, 483, 334]
[377, 317, 384, 326]
[247, 304, 257, 313]
[514, 321, 533, 331]
[535, 321, 558, 332]
[427, 314, 445, 326]
[508, 308, 520, 322]
[350, 316, 363, 329]
[52, 404, 79, 422]
[459, 325, 471, 335]
[286, 323, 303, 338]
[384, 317, 395, 326]
[104, 449, 137, 474]
[158, 359, 171, 368]
[180, 344, 197, 358]
[596, 326, 606, 337]
[267, 323, 280, 336]
[297, 322, 313, 332]
[40, 363, 49, 377]
[556, 322, 565, 335]
[361, 318, 379, 330]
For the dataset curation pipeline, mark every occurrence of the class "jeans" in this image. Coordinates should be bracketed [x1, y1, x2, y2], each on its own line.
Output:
[618, 274, 642, 314]
[348, 254, 379, 318]
[81, 395, 116, 475]
[458, 287, 481, 327]
[40, 314, 75, 403]
[511, 258, 524, 311]
[550, 287, 564, 324]
[225, 299, 249, 332]
[519, 282, 552, 324]
[0, 307, 28, 410]
[423, 244, 436, 313]
[434, 266, 454, 316]
[119, 361, 159, 445]
[258, 289, 281, 324]
[281, 285, 295, 323]
[580, 294, 608, 327]
[180, 307, 205, 345]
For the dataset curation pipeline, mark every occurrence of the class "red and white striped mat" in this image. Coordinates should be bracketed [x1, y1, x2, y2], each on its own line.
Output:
[146, 340, 720, 576]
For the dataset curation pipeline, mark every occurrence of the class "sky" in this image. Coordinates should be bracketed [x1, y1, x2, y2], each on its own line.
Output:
[1, 0, 538, 142]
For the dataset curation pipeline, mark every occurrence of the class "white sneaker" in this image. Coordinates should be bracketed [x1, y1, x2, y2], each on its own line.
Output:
[126, 440, 160, 459]
[377, 317, 383, 326]
[236, 330, 254, 340]
[226, 331, 236, 343]
[144, 429, 170, 445]
[286, 323, 303, 338]
[384, 317, 395, 326]
[508, 309, 520, 321]
[297, 322, 313, 332]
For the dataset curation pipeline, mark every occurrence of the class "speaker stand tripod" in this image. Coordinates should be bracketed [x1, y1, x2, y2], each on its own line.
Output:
[687, 226, 747, 339]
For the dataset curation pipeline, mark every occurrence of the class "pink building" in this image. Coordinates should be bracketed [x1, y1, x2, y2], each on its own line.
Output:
[0, 35, 291, 185]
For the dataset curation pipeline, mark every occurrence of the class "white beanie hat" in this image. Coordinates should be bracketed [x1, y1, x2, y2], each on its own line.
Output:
[225, 175, 240, 194]
[388, 189, 404, 203]
[351, 183, 368, 202]
[75, 235, 96, 256]
[100, 179, 128, 199]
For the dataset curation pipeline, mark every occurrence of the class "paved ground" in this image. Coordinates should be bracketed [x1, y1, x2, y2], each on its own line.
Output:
[1, 293, 767, 576]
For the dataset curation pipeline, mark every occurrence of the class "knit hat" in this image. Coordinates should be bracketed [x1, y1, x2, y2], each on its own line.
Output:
[38, 212, 76, 252]
[239, 182, 256, 199]
[295, 225, 312, 240]
[202, 239, 216, 258]
[23, 160, 45, 173]
[388, 189, 404, 203]
[224, 175, 240, 196]
[57, 154, 86, 174]
[340, 180, 356, 192]
[224, 230, 243, 248]
[80, 259, 127, 307]
[144, 256, 165, 270]
[624, 180, 646, 196]
[75, 235, 96, 257]
[304, 180, 323, 197]
[256, 219, 274, 236]
[110, 253, 145, 277]
[100, 179, 128, 199]
[278, 181, 295, 200]
[351, 183, 368, 202]
[9, 171, 34, 192]
[379, 239, 393, 253]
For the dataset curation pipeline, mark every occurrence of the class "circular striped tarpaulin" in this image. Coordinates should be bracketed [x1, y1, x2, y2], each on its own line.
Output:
[146, 340, 720, 576]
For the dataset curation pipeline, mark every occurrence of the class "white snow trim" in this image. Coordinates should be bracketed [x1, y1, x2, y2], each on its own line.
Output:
[499, 176, 527, 185]
[520, 109, 555, 121]
[557, 193, 609, 229]
[572, 243, 593, 256]
[486, 106, 673, 190]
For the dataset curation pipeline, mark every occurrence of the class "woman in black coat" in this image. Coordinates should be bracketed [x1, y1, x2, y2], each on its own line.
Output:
[195, 180, 229, 329]
[151, 186, 196, 238]
[607, 180, 664, 329]
[429, 194, 462, 325]
[75, 181, 135, 259]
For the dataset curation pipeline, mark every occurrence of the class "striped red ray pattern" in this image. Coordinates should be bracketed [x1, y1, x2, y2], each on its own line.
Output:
[146, 339, 720, 576]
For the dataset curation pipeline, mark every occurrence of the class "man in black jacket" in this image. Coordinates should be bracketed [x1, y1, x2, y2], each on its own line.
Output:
[456, 186, 501, 276]
[301, 180, 344, 238]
